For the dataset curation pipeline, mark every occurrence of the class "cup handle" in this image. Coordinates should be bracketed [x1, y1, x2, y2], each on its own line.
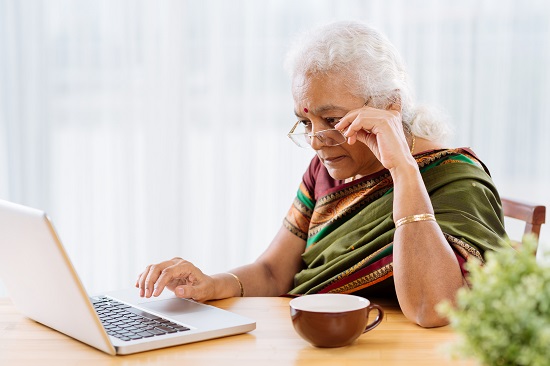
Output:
[363, 303, 384, 333]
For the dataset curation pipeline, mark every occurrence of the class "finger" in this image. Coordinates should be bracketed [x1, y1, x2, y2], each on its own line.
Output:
[343, 117, 373, 137]
[387, 94, 402, 113]
[335, 104, 375, 130]
[174, 285, 193, 299]
[136, 271, 146, 294]
[343, 116, 375, 145]
[172, 271, 207, 300]
[355, 129, 374, 147]
[143, 263, 168, 298]
[137, 266, 152, 297]
[150, 269, 173, 297]
[152, 262, 193, 297]
[347, 134, 357, 145]
[174, 282, 208, 302]
[136, 269, 149, 287]
[334, 116, 352, 131]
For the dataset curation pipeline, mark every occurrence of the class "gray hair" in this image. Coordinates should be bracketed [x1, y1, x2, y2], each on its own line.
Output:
[284, 21, 450, 141]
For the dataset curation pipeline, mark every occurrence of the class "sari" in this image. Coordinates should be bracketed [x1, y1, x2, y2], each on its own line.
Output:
[284, 148, 509, 297]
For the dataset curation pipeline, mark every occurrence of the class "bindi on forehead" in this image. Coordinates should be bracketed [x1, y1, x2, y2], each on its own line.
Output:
[304, 108, 308, 113]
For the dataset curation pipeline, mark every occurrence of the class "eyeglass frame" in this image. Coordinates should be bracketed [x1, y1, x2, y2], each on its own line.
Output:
[287, 99, 371, 148]
[287, 120, 347, 148]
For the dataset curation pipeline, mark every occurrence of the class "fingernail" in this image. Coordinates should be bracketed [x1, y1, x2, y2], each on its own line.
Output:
[176, 288, 184, 296]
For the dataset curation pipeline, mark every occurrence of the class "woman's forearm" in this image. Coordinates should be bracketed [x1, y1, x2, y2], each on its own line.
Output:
[212, 226, 306, 299]
[212, 261, 286, 298]
[391, 162, 465, 327]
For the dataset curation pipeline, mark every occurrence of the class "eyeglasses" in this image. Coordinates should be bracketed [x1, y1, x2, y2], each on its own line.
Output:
[287, 99, 372, 148]
[287, 119, 347, 148]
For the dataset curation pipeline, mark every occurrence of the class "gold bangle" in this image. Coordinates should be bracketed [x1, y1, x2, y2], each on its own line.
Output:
[227, 272, 244, 297]
[395, 213, 436, 228]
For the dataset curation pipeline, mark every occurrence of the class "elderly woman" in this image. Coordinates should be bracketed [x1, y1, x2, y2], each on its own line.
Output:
[136, 21, 508, 327]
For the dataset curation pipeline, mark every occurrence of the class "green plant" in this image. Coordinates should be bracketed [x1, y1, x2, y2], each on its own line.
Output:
[437, 236, 550, 366]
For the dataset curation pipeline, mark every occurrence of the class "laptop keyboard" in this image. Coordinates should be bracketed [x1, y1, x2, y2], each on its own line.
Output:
[91, 296, 190, 342]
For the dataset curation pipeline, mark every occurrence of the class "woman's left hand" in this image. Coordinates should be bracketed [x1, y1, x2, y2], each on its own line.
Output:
[334, 104, 414, 171]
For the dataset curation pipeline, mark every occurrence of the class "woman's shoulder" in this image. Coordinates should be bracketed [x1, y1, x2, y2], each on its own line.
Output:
[415, 146, 491, 176]
[413, 139, 482, 164]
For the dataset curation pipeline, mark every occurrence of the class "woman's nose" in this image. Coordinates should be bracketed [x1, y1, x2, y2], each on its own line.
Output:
[309, 122, 325, 150]
[310, 133, 324, 150]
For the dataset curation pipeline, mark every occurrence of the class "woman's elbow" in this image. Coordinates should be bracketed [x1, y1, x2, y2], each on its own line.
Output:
[413, 310, 450, 328]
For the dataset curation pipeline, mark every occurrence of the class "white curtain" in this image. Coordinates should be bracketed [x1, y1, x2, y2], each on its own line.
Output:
[1, 0, 549, 296]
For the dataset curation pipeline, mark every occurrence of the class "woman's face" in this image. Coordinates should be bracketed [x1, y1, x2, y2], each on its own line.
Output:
[292, 72, 382, 180]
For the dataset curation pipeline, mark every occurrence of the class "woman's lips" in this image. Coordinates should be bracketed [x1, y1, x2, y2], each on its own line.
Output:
[323, 155, 346, 164]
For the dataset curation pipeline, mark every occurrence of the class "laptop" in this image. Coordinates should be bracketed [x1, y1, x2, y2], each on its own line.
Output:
[0, 199, 256, 355]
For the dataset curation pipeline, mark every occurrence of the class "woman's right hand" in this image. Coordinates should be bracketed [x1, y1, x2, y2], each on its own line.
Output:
[135, 257, 216, 302]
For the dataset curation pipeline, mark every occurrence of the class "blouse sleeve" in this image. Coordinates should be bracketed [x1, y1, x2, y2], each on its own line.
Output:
[282, 158, 319, 240]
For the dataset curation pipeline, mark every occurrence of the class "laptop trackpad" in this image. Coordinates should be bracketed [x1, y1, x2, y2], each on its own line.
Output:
[138, 298, 229, 329]
[140, 298, 210, 316]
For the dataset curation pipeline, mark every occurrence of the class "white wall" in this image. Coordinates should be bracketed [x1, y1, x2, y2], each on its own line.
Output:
[1, 0, 549, 297]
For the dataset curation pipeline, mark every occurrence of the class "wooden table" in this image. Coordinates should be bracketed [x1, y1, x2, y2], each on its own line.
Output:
[0, 296, 477, 365]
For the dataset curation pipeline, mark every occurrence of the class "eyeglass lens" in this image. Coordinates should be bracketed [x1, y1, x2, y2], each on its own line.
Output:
[289, 128, 346, 147]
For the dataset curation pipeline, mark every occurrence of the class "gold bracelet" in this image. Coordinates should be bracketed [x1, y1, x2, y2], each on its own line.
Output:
[227, 272, 244, 297]
[395, 213, 436, 228]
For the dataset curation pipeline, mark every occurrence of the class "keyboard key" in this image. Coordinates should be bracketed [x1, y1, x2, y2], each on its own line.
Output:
[155, 325, 177, 333]
[127, 308, 162, 321]
[173, 326, 191, 331]
[90, 297, 108, 304]
[117, 330, 134, 336]
[148, 328, 166, 336]
[136, 331, 155, 338]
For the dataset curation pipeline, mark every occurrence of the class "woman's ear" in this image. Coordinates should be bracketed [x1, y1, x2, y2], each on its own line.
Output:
[387, 93, 402, 113]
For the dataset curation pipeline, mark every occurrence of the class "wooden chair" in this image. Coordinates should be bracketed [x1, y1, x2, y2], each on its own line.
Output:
[501, 197, 546, 248]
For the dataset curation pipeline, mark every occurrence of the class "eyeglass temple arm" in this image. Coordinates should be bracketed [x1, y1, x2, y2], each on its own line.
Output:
[288, 120, 300, 135]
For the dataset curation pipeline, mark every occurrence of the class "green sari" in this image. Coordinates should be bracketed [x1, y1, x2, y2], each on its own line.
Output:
[284, 148, 509, 296]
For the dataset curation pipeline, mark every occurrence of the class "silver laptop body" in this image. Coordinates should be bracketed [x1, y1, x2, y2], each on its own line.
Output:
[0, 199, 256, 355]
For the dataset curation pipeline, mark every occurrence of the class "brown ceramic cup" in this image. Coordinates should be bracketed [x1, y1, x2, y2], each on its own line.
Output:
[289, 293, 384, 348]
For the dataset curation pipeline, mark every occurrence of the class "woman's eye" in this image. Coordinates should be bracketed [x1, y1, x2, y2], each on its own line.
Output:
[325, 117, 342, 126]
